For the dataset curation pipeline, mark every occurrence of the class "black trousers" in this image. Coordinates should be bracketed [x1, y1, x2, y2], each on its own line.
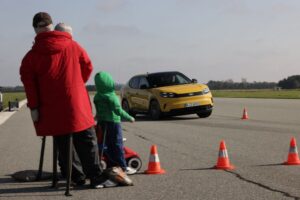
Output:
[54, 127, 102, 181]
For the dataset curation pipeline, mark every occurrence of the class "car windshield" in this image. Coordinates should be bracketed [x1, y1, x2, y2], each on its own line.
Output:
[147, 72, 192, 88]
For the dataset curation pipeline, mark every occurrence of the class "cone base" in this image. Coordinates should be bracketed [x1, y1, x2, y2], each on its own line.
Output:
[144, 169, 166, 175]
[241, 117, 248, 120]
[284, 161, 300, 165]
[214, 165, 235, 170]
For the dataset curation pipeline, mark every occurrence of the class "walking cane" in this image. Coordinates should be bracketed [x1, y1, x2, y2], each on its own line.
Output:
[36, 136, 46, 180]
[65, 134, 73, 197]
[51, 138, 58, 188]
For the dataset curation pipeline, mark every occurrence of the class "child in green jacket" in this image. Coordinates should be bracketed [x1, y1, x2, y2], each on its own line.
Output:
[94, 71, 136, 175]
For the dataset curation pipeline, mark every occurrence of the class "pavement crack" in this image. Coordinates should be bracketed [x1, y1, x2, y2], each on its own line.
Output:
[226, 170, 300, 200]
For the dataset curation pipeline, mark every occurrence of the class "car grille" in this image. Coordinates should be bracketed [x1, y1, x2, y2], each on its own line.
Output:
[175, 91, 203, 98]
[167, 105, 213, 116]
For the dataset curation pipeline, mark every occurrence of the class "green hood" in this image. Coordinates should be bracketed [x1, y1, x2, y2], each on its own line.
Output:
[93, 71, 133, 123]
[94, 71, 115, 94]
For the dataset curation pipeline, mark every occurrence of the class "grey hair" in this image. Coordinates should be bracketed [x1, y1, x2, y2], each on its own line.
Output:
[54, 23, 73, 35]
[34, 24, 54, 34]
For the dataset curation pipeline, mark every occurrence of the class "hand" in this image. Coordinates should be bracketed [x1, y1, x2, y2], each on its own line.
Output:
[130, 117, 135, 123]
[30, 109, 39, 122]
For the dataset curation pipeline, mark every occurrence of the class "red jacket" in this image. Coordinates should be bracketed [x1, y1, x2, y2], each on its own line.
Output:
[20, 31, 95, 136]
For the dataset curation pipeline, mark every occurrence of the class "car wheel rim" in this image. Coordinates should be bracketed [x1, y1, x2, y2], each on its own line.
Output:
[127, 157, 142, 171]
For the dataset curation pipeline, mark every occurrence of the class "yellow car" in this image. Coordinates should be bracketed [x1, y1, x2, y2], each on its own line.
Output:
[120, 71, 213, 120]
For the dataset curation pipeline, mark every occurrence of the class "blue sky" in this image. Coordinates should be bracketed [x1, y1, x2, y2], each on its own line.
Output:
[0, 0, 299, 86]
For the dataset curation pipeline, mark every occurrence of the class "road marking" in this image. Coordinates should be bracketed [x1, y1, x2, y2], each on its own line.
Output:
[0, 99, 27, 125]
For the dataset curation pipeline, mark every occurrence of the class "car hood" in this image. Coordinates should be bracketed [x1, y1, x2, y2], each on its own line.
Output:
[153, 84, 207, 94]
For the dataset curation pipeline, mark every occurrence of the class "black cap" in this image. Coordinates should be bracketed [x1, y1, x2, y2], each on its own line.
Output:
[32, 12, 53, 28]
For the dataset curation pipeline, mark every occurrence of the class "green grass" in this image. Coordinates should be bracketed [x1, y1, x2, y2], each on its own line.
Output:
[2, 89, 296, 111]
[1, 92, 26, 109]
[211, 89, 300, 99]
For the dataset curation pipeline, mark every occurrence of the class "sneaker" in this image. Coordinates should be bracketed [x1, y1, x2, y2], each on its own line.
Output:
[102, 179, 118, 188]
[90, 176, 106, 189]
[125, 167, 137, 175]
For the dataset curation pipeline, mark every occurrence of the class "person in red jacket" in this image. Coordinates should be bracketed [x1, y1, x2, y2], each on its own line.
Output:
[20, 12, 105, 188]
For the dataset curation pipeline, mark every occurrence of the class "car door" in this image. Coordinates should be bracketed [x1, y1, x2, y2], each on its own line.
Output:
[127, 77, 140, 110]
[136, 76, 151, 111]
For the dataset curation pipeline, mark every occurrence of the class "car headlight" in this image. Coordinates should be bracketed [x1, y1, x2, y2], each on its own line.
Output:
[202, 88, 210, 94]
[160, 92, 176, 98]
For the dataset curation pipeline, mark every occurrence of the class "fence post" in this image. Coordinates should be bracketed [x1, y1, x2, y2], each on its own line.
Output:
[0, 92, 2, 111]
[16, 98, 19, 108]
[8, 101, 12, 112]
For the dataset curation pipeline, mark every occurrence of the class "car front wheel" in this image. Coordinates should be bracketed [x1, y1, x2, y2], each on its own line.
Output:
[122, 99, 135, 117]
[197, 110, 212, 118]
[149, 100, 161, 120]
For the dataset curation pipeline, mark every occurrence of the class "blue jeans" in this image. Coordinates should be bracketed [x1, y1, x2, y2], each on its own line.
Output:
[99, 121, 127, 170]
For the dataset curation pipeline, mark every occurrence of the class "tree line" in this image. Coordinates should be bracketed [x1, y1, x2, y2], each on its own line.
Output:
[1, 75, 299, 92]
[0, 83, 124, 92]
[207, 75, 300, 90]
[277, 75, 300, 89]
[207, 80, 277, 90]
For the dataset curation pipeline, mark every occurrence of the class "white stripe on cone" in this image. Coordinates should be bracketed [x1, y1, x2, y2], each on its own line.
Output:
[218, 150, 228, 158]
[149, 154, 160, 162]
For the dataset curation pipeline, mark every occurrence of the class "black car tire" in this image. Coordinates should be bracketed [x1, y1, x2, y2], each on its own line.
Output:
[122, 99, 135, 117]
[149, 100, 161, 120]
[197, 110, 212, 118]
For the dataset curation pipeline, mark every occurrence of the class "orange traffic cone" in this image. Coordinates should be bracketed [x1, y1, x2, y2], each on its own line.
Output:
[144, 145, 166, 174]
[241, 108, 249, 120]
[284, 137, 300, 165]
[214, 140, 235, 170]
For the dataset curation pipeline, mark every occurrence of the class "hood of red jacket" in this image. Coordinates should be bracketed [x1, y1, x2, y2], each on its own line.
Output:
[32, 31, 72, 55]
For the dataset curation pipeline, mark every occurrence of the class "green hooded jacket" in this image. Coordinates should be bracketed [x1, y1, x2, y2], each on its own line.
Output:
[94, 71, 133, 123]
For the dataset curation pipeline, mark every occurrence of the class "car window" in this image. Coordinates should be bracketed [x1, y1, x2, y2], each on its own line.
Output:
[129, 77, 140, 89]
[175, 74, 189, 84]
[147, 72, 191, 88]
[139, 77, 149, 88]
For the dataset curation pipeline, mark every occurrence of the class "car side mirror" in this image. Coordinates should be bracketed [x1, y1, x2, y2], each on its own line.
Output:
[140, 84, 148, 89]
[191, 79, 198, 83]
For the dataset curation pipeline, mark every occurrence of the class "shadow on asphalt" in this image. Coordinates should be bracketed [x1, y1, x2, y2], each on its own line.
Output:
[179, 167, 215, 171]
[0, 177, 15, 184]
[252, 163, 284, 167]
[134, 115, 199, 122]
[179, 163, 284, 171]
[0, 179, 92, 197]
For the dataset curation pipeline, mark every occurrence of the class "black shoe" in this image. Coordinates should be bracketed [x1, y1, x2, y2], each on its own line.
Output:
[90, 176, 107, 189]
[71, 179, 86, 187]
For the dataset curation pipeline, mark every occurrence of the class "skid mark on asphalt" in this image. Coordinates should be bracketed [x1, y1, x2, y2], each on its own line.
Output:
[123, 125, 202, 159]
[166, 120, 296, 134]
[226, 170, 300, 200]
[136, 134, 150, 141]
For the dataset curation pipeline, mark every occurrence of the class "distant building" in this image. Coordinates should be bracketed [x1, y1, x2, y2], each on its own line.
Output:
[273, 86, 282, 91]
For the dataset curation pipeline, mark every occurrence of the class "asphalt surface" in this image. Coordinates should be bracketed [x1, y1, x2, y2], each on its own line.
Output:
[0, 98, 300, 200]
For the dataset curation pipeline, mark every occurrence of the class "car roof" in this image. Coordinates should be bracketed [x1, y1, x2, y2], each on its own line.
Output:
[133, 71, 182, 78]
